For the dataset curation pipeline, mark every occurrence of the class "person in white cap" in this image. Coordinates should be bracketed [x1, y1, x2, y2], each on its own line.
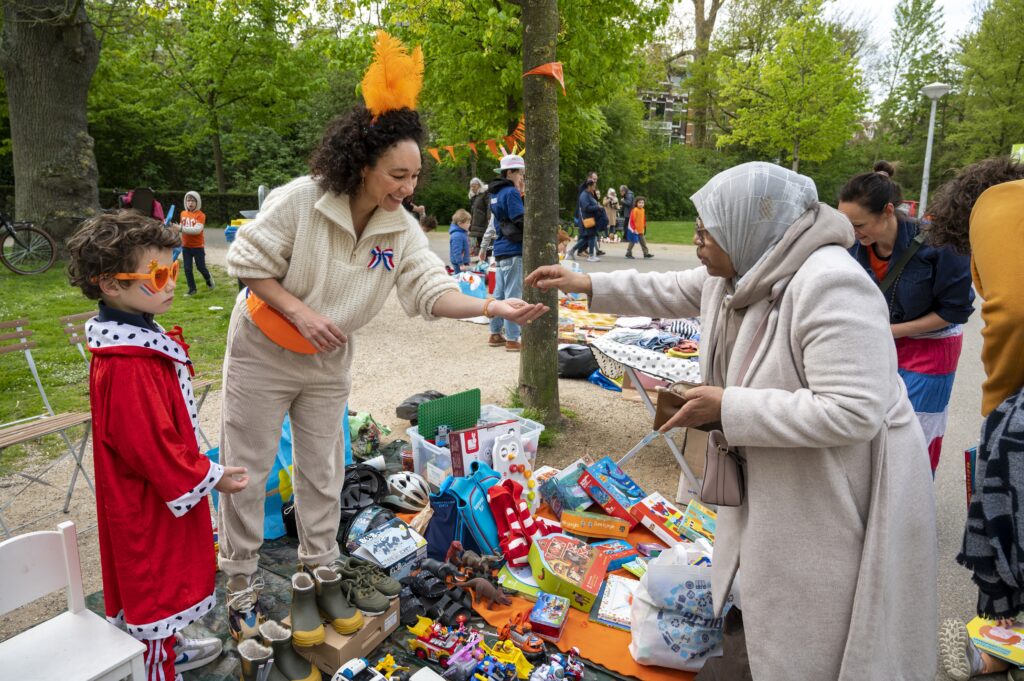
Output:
[486, 154, 526, 351]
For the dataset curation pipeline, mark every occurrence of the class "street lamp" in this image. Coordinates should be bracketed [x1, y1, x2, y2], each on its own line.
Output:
[919, 82, 950, 217]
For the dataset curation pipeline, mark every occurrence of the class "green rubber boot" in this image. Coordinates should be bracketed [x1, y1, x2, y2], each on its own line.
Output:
[312, 566, 364, 634]
[238, 639, 275, 681]
[289, 572, 325, 648]
[259, 621, 321, 681]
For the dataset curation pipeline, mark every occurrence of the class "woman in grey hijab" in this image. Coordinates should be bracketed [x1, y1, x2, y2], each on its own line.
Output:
[526, 162, 937, 680]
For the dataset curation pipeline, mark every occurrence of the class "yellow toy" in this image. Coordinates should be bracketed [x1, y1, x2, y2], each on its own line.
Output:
[374, 653, 410, 679]
[478, 639, 534, 679]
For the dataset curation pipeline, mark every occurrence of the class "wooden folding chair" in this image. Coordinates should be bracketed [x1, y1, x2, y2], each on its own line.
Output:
[0, 319, 93, 539]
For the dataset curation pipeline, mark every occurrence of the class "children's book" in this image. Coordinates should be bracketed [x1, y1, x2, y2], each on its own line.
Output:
[589, 574, 639, 632]
[622, 557, 648, 578]
[539, 457, 594, 518]
[966, 617, 1024, 666]
[630, 492, 686, 544]
[577, 456, 647, 527]
[681, 499, 717, 544]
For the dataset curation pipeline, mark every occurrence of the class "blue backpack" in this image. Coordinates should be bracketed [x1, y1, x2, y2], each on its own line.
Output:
[425, 461, 501, 560]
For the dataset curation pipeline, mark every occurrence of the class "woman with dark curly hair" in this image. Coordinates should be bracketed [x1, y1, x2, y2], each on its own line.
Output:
[838, 160, 974, 474]
[934, 156, 1024, 681]
[215, 33, 547, 642]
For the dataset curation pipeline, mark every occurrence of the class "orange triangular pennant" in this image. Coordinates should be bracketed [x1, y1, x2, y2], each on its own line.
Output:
[523, 62, 566, 95]
[485, 139, 501, 158]
[445, 145, 456, 160]
[468, 142, 478, 155]
[428, 148, 441, 163]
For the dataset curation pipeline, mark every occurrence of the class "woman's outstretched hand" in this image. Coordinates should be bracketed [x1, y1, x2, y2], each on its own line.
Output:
[491, 298, 549, 325]
[523, 265, 593, 295]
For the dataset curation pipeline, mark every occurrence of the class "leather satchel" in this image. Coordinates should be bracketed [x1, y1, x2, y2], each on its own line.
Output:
[582, 216, 596, 229]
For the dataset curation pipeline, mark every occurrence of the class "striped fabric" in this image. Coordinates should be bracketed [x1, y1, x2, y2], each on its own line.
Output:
[895, 325, 965, 473]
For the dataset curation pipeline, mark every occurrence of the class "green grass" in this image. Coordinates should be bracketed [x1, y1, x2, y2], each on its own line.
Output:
[644, 220, 696, 245]
[0, 264, 237, 474]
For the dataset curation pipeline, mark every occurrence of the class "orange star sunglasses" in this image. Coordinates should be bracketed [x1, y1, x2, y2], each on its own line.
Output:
[112, 259, 179, 291]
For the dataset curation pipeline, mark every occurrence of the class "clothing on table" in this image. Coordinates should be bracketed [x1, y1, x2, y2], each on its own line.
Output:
[969, 179, 1024, 416]
[957, 387, 1024, 619]
[182, 247, 212, 293]
[490, 256, 523, 342]
[589, 199, 937, 680]
[850, 217, 974, 470]
[222, 177, 458, 578]
[448, 223, 471, 273]
[659, 318, 701, 340]
[216, 303, 351, 576]
[614, 316, 653, 329]
[86, 305, 222, 681]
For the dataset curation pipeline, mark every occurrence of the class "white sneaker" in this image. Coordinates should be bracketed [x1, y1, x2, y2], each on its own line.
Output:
[587, 256, 601, 262]
[173, 632, 223, 672]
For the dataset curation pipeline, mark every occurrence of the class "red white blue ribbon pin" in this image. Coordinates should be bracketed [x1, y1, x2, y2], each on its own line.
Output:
[367, 246, 395, 271]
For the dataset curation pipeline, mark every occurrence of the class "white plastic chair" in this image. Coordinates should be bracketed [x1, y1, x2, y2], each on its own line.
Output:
[0, 521, 145, 680]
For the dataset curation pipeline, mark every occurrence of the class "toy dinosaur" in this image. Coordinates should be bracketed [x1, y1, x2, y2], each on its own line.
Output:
[456, 577, 512, 609]
[447, 541, 501, 576]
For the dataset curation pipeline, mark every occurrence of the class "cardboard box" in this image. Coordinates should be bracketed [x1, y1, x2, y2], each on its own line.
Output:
[630, 492, 687, 545]
[286, 598, 400, 675]
[590, 539, 640, 572]
[681, 499, 717, 545]
[560, 509, 630, 539]
[538, 458, 594, 519]
[577, 456, 647, 528]
[529, 592, 570, 642]
[528, 534, 609, 613]
[448, 419, 519, 476]
[352, 517, 427, 581]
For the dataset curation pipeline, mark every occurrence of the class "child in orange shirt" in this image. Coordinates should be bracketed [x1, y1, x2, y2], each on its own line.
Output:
[625, 197, 653, 259]
[180, 191, 214, 295]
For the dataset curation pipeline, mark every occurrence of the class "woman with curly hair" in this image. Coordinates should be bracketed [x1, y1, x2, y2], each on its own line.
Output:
[838, 160, 975, 473]
[931, 156, 1024, 681]
[216, 33, 546, 642]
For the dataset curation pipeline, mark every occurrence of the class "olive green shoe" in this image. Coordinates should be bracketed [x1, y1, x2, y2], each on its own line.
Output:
[339, 575, 390, 615]
[331, 556, 401, 599]
[311, 565, 364, 635]
[289, 572, 325, 648]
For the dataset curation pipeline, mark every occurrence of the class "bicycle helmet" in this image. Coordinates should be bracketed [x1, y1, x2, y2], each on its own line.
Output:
[339, 463, 387, 519]
[380, 472, 431, 512]
[337, 504, 396, 553]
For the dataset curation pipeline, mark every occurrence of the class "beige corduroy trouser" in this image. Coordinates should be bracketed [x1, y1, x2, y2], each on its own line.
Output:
[217, 300, 352, 577]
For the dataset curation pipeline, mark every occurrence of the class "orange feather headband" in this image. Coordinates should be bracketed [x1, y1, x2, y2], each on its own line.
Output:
[361, 31, 424, 121]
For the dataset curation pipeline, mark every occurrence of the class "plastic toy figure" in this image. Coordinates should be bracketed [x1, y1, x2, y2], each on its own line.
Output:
[498, 612, 546, 661]
[374, 654, 411, 680]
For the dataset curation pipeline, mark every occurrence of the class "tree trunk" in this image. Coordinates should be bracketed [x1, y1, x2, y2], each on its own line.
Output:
[791, 138, 800, 172]
[519, 0, 560, 424]
[688, 0, 725, 148]
[0, 0, 100, 241]
[210, 106, 227, 192]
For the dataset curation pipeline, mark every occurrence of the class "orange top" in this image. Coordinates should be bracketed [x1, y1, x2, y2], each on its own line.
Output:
[179, 210, 206, 249]
[867, 245, 889, 282]
[629, 206, 646, 235]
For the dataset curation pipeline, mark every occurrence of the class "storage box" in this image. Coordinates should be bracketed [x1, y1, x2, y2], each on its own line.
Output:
[449, 419, 519, 477]
[590, 539, 640, 572]
[630, 492, 687, 545]
[351, 517, 427, 580]
[408, 405, 544, 489]
[529, 592, 570, 642]
[681, 499, 717, 545]
[286, 598, 399, 674]
[528, 534, 609, 613]
[577, 457, 647, 528]
[560, 509, 630, 539]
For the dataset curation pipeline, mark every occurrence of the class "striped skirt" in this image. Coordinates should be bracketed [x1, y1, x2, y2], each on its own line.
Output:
[895, 325, 965, 473]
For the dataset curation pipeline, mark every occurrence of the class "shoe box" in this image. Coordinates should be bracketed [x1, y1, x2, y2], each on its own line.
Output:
[350, 516, 428, 581]
[285, 597, 399, 675]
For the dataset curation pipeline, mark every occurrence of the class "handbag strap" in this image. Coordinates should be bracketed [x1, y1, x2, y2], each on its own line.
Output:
[734, 281, 789, 386]
[878, 233, 924, 293]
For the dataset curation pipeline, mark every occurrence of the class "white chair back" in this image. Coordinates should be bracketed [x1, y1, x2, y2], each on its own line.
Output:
[0, 520, 84, 614]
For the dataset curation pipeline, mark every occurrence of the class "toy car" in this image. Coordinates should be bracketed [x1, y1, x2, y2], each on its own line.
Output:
[498, 612, 546, 662]
[407, 615, 470, 668]
[477, 640, 534, 680]
[528, 649, 584, 681]
[332, 658, 388, 681]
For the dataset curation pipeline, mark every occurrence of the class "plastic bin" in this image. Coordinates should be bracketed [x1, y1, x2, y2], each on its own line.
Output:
[406, 404, 545, 488]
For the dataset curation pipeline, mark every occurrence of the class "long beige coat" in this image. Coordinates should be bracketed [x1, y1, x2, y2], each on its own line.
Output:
[590, 205, 937, 680]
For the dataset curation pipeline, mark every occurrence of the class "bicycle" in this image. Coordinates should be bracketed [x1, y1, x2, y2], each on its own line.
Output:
[0, 211, 57, 275]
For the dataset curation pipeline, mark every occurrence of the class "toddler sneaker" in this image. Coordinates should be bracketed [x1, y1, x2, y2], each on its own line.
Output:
[259, 621, 321, 681]
[331, 556, 401, 598]
[310, 565, 363, 634]
[939, 618, 984, 681]
[289, 572, 326, 647]
[227, 573, 268, 642]
[172, 632, 223, 672]
[337, 575, 390, 615]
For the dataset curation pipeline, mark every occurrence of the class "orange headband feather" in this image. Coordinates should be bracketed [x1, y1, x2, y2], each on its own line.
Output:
[361, 31, 424, 117]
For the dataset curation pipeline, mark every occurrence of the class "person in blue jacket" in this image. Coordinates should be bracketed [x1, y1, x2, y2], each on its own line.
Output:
[448, 208, 472, 273]
[839, 160, 975, 474]
[486, 154, 526, 352]
[570, 179, 607, 262]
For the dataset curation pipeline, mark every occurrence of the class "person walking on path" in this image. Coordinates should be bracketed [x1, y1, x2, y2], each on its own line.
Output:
[217, 33, 546, 642]
[527, 162, 937, 681]
[624, 197, 652, 259]
[602, 188, 619, 242]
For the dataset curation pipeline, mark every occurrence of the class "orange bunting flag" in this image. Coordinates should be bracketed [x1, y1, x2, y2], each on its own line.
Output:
[523, 62, 566, 95]
[503, 136, 517, 152]
[485, 139, 501, 158]
[445, 145, 456, 160]
[428, 148, 441, 163]
[468, 142, 478, 155]
[512, 117, 526, 143]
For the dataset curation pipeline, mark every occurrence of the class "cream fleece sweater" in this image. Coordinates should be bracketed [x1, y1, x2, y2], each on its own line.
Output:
[227, 176, 457, 333]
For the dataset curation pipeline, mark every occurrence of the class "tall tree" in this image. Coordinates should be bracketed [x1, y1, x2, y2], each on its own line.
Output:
[717, 0, 866, 171]
[519, 0, 560, 422]
[685, 0, 726, 147]
[0, 0, 101, 238]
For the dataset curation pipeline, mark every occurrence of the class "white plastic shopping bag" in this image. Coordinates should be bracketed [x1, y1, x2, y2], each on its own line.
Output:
[628, 541, 739, 671]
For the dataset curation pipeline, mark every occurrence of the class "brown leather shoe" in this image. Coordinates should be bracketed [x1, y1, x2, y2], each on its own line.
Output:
[488, 333, 505, 346]
[505, 340, 521, 352]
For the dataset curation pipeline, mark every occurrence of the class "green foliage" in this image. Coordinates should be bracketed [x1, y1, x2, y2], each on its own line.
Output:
[717, 0, 867, 170]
